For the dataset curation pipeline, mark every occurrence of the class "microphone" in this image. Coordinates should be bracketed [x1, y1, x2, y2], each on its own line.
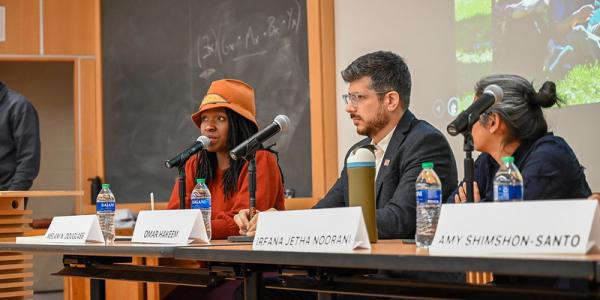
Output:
[165, 136, 211, 168]
[230, 115, 290, 160]
[447, 84, 503, 136]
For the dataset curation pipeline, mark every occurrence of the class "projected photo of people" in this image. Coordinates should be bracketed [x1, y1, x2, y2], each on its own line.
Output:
[453, 0, 600, 111]
[493, 0, 600, 105]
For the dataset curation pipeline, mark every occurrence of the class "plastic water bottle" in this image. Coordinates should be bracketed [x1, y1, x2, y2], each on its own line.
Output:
[191, 178, 212, 240]
[493, 156, 524, 201]
[415, 162, 442, 248]
[96, 183, 116, 245]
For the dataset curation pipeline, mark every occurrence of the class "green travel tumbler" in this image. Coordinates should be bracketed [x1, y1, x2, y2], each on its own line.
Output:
[347, 147, 378, 243]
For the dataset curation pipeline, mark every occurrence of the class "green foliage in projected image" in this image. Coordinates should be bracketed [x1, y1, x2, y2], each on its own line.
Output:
[556, 61, 600, 106]
[455, 0, 491, 22]
[458, 92, 474, 113]
[456, 48, 492, 64]
[455, 0, 492, 95]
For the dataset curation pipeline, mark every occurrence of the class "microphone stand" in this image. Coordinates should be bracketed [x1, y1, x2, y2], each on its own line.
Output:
[247, 154, 257, 219]
[178, 157, 187, 209]
[224, 150, 258, 243]
[237, 138, 261, 219]
[463, 115, 475, 203]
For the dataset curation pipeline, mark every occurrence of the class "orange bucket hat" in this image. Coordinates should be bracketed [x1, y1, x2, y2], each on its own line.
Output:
[191, 79, 258, 128]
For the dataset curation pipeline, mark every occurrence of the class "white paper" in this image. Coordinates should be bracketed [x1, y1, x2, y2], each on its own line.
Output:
[16, 235, 47, 244]
[253, 207, 371, 252]
[132, 210, 209, 245]
[0, 7, 5, 42]
[43, 215, 104, 244]
[87, 216, 104, 242]
[430, 200, 598, 254]
[588, 203, 600, 252]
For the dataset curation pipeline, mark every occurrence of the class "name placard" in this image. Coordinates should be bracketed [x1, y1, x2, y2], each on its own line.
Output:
[132, 210, 209, 245]
[43, 215, 104, 244]
[252, 207, 371, 252]
[430, 200, 600, 254]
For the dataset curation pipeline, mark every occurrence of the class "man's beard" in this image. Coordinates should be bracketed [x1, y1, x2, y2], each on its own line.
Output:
[356, 107, 389, 137]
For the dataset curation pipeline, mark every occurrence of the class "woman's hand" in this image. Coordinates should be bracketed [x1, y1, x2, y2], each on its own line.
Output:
[233, 209, 252, 235]
[233, 208, 277, 236]
[454, 181, 481, 203]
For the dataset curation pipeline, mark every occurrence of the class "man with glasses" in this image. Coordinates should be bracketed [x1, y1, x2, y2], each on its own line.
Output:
[236, 51, 457, 239]
[232, 51, 460, 299]
[311, 50, 458, 239]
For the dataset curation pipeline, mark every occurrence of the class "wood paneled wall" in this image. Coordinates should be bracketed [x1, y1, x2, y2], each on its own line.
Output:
[0, 0, 39, 54]
[44, 0, 96, 55]
[0, 0, 103, 299]
[0, 0, 103, 214]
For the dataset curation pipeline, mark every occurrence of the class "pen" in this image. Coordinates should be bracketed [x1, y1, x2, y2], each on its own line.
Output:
[150, 192, 154, 211]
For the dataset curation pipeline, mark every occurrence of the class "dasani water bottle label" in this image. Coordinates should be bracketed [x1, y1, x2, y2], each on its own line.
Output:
[191, 197, 211, 209]
[495, 185, 523, 201]
[416, 189, 442, 204]
[96, 201, 115, 212]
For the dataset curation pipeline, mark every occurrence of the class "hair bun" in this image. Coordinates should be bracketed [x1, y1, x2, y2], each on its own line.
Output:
[533, 81, 560, 108]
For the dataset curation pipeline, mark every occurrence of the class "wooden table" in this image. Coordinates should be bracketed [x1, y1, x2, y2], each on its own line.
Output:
[0, 239, 599, 299]
[176, 240, 600, 299]
[0, 240, 239, 300]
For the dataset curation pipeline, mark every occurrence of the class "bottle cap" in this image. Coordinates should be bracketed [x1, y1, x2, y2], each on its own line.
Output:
[501, 156, 514, 163]
[101, 183, 110, 189]
[196, 178, 205, 184]
[421, 162, 434, 169]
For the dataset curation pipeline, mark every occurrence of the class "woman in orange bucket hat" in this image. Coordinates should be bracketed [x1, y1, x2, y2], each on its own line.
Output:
[166, 79, 285, 239]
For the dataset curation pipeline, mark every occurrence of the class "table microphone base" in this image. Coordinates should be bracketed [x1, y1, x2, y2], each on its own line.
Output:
[227, 235, 254, 243]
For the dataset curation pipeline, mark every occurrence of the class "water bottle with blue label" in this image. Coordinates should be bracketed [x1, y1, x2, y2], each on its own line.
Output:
[96, 183, 116, 245]
[415, 162, 442, 248]
[191, 178, 211, 240]
[493, 156, 523, 202]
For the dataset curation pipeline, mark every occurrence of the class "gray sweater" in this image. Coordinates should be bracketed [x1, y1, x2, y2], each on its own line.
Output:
[0, 82, 40, 190]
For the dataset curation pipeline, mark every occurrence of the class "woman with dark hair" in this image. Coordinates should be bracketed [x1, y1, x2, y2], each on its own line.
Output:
[167, 79, 285, 239]
[452, 74, 591, 203]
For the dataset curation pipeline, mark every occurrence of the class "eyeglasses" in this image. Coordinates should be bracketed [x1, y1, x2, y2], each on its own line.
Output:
[342, 90, 394, 107]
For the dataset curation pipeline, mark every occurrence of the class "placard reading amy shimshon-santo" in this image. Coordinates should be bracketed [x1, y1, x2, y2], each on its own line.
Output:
[429, 200, 600, 254]
[253, 207, 371, 252]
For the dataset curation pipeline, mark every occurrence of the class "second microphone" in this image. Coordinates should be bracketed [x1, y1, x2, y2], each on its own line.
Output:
[165, 136, 211, 169]
[230, 115, 290, 161]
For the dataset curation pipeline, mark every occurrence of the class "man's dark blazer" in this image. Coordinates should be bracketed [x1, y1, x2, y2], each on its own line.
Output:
[314, 110, 458, 239]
